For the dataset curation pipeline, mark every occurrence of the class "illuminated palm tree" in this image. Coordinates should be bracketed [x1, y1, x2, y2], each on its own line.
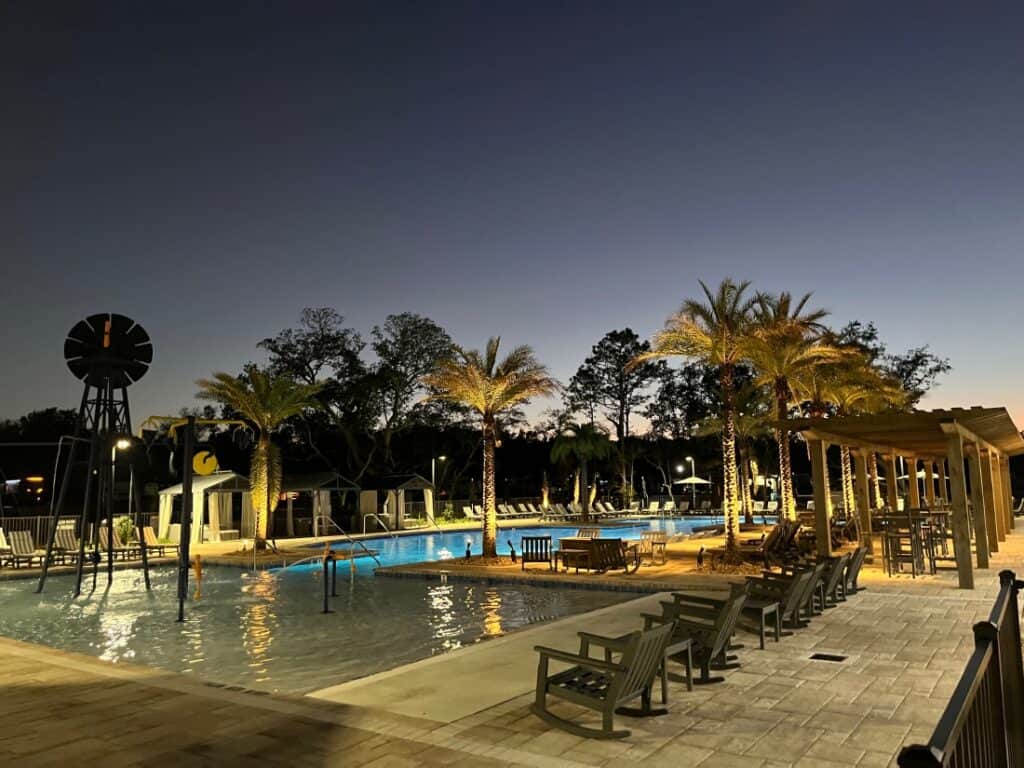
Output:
[423, 338, 557, 557]
[631, 279, 755, 556]
[744, 292, 837, 519]
[551, 422, 614, 523]
[196, 370, 323, 548]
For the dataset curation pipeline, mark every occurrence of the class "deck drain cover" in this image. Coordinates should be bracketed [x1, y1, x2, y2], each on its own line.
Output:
[809, 653, 847, 663]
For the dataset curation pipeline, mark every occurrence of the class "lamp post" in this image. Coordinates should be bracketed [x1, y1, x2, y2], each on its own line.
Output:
[431, 455, 446, 488]
[686, 456, 696, 509]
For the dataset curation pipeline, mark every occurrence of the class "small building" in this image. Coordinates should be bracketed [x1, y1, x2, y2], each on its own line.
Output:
[278, 472, 360, 538]
[358, 474, 436, 533]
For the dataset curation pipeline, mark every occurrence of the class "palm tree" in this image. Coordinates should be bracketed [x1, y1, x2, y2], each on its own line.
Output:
[631, 279, 755, 557]
[551, 423, 614, 522]
[423, 338, 557, 557]
[744, 292, 837, 519]
[196, 369, 323, 548]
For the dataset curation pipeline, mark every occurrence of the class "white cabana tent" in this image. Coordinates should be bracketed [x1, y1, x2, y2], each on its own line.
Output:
[279, 472, 360, 537]
[158, 472, 251, 543]
[359, 474, 436, 531]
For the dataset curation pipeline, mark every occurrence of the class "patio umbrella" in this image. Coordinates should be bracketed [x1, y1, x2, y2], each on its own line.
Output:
[673, 476, 711, 485]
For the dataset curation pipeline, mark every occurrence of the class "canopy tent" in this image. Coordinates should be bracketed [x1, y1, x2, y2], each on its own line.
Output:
[279, 472, 360, 537]
[158, 472, 251, 543]
[779, 406, 1024, 590]
[359, 474, 436, 531]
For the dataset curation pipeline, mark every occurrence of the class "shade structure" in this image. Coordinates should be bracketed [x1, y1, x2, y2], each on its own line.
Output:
[158, 471, 250, 543]
[673, 476, 711, 485]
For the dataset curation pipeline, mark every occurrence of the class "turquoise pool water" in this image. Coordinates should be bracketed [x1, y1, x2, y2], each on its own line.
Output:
[325, 515, 767, 570]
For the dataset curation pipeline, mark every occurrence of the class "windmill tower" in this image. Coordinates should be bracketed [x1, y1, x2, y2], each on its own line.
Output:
[37, 313, 154, 595]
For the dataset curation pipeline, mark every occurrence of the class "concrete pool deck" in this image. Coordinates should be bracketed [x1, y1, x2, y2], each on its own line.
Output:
[3, 532, 1024, 766]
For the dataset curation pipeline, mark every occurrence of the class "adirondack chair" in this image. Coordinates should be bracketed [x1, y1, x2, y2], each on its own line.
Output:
[746, 565, 816, 630]
[531, 622, 676, 739]
[638, 531, 668, 565]
[591, 538, 641, 574]
[844, 545, 869, 594]
[521, 535, 554, 571]
[645, 581, 749, 684]
[760, 559, 828, 625]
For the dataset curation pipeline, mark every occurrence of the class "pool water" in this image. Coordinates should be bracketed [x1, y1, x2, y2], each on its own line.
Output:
[328, 515, 767, 570]
[0, 566, 636, 694]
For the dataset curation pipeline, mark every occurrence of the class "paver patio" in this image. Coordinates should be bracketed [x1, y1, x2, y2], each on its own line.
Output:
[2, 530, 1024, 767]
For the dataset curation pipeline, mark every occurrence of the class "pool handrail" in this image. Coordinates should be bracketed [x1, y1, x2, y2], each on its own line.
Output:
[315, 516, 382, 567]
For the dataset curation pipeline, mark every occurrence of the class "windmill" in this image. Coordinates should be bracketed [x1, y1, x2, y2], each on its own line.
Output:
[37, 313, 154, 595]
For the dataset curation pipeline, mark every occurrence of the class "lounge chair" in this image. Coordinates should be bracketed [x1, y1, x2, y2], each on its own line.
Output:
[531, 622, 676, 739]
[7, 530, 47, 568]
[627, 501, 640, 514]
[0, 527, 11, 564]
[646, 501, 660, 515]
[766, 500, 779, 514]
[662, 500, 676, 516]
[1014, 498, 1024, 515]
[521, 535, 553, 570]
[54, 528, 84, 563]
[99, 527, 140, 560]
[678, 500, 690, 514]
[699, 500, 712, 513]
[143, 526, 178, 557]
[645, 582, 749, 684]
[753, 501, 765, 514]
[462, 506, 479, 520]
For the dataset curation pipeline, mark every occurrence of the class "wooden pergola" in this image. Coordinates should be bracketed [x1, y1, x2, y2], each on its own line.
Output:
[779, 407, 1024, 589]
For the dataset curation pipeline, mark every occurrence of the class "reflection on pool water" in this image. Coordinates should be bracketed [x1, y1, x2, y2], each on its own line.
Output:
[0, 565, 636, 694]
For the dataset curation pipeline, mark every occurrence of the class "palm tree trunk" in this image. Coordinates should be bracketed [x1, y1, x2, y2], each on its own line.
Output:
[739, 445, 753, 525]
[580, 459, 590, 523]
[775, 381, 796, 520]
[869, 453, 883, 510]
[840, 445, 856, 516]
[481, 417, 497, 558]
[721, 364, 740, 553]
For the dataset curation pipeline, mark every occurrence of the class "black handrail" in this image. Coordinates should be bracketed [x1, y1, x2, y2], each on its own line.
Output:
[898, 570, 1024, 767]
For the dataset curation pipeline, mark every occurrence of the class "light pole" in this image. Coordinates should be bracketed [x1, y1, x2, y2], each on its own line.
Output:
[431, 455, 446, 488]
[686, 456, 696, 510]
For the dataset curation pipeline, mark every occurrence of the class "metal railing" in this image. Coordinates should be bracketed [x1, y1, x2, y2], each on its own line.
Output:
[314, 516, 382, 567]
[898, 570, 1024, 767]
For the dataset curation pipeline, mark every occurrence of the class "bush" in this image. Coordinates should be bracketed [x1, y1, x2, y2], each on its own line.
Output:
[114, 516, 136, 544]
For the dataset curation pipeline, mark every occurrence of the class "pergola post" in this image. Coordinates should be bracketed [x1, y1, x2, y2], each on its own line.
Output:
[944, 430, 974, 589]
[1000, 456, 1014, 530]
[965, 447, 990, 568]
[906, 455, 921, 510]
[981, 450, 1004, 546]
[937, 461, 948, 504]
[809, 438, 832, 557]
[884, 454, 900, 511]
[853, 450, 873, 555]
[924, 461, 936, 506]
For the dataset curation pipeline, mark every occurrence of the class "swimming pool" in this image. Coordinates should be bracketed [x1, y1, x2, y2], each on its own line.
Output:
[0, 566, 636, 694]
[326, 515, 765, 570]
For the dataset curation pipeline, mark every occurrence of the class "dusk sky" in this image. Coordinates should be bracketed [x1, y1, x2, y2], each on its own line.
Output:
[3, 2, 1023, 426]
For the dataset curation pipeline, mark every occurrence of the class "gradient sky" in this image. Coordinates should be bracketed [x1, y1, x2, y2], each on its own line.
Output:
[3, 2, 1023, 427]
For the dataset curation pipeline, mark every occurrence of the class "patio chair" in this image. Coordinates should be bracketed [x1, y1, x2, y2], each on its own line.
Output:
[531, 621, 676, 739]
[143, 526, 178, 557]
[1014, 497, 1023, 515]
[753, 501, 765, 514]
[671, 587, 781, 650]
[462, 506, 479, 520]
[591, 538, 641, 574]
[745, 565, 816, 631]
[644, 581, 749, 684]
[759, 559, 828, 625]
[646, 501, 660, 514]
[844, 545, 869, 594]
[7, 530, 47, 568]
[766, 500, 779, 514]
[0, 527, 11, 564]
[662, 500, 676, 515]
[627, 501, 640, 513]
[521, 535, 554, 570]
[54, 528, 83, 563]
[678, 500, 690, 514]
[699, 500, 712, 512]
[638, 531, 667, 566]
